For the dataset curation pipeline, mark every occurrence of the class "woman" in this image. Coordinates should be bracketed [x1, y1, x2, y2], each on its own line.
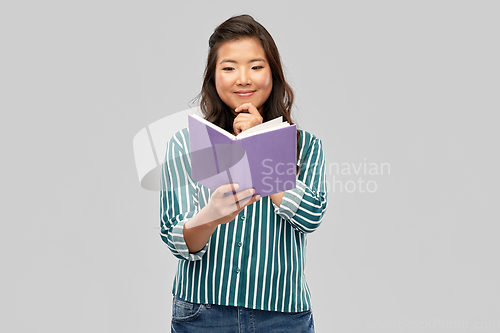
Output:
[160, 14, 327, 332]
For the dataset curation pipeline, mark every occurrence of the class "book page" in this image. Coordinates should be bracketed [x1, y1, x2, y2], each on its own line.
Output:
[191, 114, 288, 140]
[190, 114, 235, 139]
[237, 122, 290, 139]
[237, 116, 286, 139]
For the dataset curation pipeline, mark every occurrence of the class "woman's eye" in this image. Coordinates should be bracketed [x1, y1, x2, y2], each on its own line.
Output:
[252, 66, 263, 70]
[222, 67, 235, 71]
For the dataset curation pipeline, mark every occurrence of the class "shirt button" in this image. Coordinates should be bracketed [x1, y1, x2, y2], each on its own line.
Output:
[237, 241, 243, 247]
[236, 267, 240, 273]
[240, 215, 245, 221]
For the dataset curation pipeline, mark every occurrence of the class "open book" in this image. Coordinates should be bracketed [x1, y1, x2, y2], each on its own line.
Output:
[188, 114, 297, 197]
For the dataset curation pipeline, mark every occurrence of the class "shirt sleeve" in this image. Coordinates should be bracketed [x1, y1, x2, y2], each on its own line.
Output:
[159, 131, 209, 261]
[272, 134, 328, 233]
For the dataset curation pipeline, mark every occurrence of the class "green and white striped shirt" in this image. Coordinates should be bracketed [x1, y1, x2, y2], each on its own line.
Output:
[160, 128, 327, 313]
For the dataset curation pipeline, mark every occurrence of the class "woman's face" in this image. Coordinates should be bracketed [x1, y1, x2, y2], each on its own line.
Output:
[215, 38, 273, 114]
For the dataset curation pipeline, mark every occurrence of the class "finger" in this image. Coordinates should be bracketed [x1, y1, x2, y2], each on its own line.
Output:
[235, 103, 260, 116]
[233, 113, 254, 121]
[234, 103, 250, 112]
[235, 103, 258, 115]
[232, 119, 246, 134]
[223, 186, 254, 203]
[215, 183, 240, 197]
[223, 188, 255, 204]
[224, 192, 261, 216]
[233, 120, 246, 135]
[234, 188, 255, 202]
[233, 124, 242, 135]
[238, 193, 261, 209]
[233, 113, 261, 135]
[224, 193, 250, 215]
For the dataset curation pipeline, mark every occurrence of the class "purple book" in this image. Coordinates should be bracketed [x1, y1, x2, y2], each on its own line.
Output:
[189, 114, 297, 197]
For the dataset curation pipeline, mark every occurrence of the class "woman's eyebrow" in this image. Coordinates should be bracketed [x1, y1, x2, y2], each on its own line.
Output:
[219, 58, 267, 65]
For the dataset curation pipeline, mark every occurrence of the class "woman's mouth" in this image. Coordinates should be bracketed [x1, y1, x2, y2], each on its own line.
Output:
[235, 90, 255, 97]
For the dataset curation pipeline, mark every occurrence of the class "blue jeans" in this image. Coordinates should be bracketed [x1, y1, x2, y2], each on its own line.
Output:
[171, 295, 315, 333]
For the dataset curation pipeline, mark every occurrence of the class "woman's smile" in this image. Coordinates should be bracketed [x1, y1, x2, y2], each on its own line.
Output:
[234, 90, 256, 98]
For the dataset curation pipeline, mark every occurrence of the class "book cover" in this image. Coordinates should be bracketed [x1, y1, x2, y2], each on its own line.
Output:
[189, 114, 297, 197]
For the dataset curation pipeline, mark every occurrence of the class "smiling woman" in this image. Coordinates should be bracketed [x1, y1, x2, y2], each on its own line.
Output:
[160, 14, 327, 333]
[215, 38, 273, 115]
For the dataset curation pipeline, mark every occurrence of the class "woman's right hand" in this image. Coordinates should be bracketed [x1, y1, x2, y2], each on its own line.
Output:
[183, 183, 260, 253]
[207, 183, 261, 225]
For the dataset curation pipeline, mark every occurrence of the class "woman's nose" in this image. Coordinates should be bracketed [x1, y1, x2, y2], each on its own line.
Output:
[236, 70, 251, 85]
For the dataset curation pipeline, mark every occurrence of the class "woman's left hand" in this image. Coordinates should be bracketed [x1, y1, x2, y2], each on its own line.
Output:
[233, 103, 263, 135]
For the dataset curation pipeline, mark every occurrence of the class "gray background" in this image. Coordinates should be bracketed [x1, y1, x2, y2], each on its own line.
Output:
[1, 1, 499, 332]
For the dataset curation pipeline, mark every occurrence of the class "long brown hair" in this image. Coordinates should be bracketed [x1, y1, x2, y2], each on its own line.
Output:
[198, 14, 301, 167]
